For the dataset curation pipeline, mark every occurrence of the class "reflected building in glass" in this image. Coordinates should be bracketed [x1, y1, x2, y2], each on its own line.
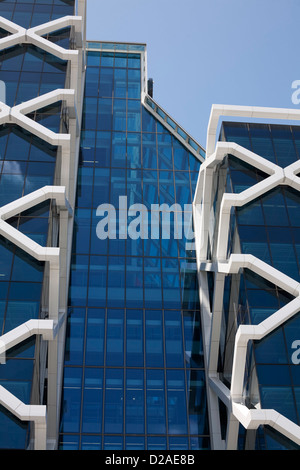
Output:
[1, 0, 300, 453]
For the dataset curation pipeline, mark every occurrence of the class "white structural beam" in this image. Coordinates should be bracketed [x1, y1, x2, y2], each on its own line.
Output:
[0, 89, 78, 196]
[0, 386, 47, 451]
[0, 318, 64, 450]
[0, 185, 71, 221]
[194, 104, 300, 450]
[0, 186, 70, 328]
[0, 4, 86, 450]
[206, 104, 300, 157]
[0, 16, 25, 50]
[232, 403, 300, 445]
[0, 320, 55, 365]
[0, 15, 83, 94]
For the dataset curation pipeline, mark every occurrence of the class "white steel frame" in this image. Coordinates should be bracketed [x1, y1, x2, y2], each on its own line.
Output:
[0, 0, 86, 450]
[193, 104, 300, 449]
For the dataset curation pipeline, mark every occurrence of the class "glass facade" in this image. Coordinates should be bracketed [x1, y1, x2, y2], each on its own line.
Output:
[220, 122, 300, 450]
[0, 0, 74, 450]
[3, 0, 300, 454]
[58, 46, 209, 450]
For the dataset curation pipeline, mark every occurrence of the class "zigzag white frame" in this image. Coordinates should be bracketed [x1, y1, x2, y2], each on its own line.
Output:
[194, 104, 300, 450]
[195, 141, 300, 261]
[0, 187, 70, 450]
[0, 15, 83, 93]
[0, 319, 60, 364]
[203, 254, 300, 446]
[0, 385, 47, 451]
[0, 4, 86, 450]
[206, 104, 300, 157]
[0, 88, 77, 194]
[0, 185, 70, 318]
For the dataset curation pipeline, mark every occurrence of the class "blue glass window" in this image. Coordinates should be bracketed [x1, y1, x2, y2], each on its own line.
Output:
[127, 69, 141, 99]
[144, 258, 162, 308]
[106, 309, 124, 366]
[93, 168, 110, 207]
[187, 369, 208, 435]
[127, 132, 141, 168]
[87, 51, 101, 67]
[125, 436, 145, 450]
[113, 99, 126, 131]
[254, 328, 288, 364]
[111, 132, 126, 167]
[127, 100, 141, 132]
[88, 256, 107, 307]
[271, 126, 298, 167]
[248, 124, 276, 163]
[164, 310, 184, 367]
[64, 308, 85, 366]
[82, 368, 103, 433]
[104, 368, 124, 434]
[146, 369, 166, 434]
[60, 367, 82, 433]
[85, 67, 99, 97]
[125, 369, 144, 434]
[142, 133, 157, 168]
[145, 310, 164, 367]
[126, 309, 143, 366]
[69, 255, 88, 306]
[183, 311, 204, 368]
[85, 308, 105, 366]
[114, 68, 127, 98]
[166, 370, 188, 434]
[98, 98, 112, 131]
[157, 133, 172, 170]
[99, 67, 113, 97]
[95, 131, 111, 168]
[75, 168, 94, 207]
[81, 435, 102, 450]
[60, 40, 207, 451]
[83, 97, 97, 129]
[162, 258, 181, 309]
[223, 123, 251, 149]
[106, 256, 125, 308]
[126, 257, 143, 308]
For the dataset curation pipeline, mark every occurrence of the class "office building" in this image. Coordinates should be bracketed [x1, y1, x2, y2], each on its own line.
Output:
[0, 0, 300, 451]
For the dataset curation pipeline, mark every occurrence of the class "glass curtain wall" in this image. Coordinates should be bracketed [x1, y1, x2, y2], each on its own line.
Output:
[221, 122, 300, 450]
[0, 0, 74, 450]
[59, 47, 210, 450]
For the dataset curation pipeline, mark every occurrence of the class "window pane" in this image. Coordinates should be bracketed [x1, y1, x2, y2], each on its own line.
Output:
[164, 310, 184, 367]
[126, 309, 143, 366]
[144, 257, 162, 308]
[166, 370, 188, 435]
[125, 369, 144, 434]
[106, 309, 124, 366]
[145, 310, 164, 367]
[146, 370, 166, 434]
[60, 367, 82, 433]
[64, 308, 85, 365]
[85, 308, 105, 366]
[104, 369, 124, 434]
[82, 368, 103, 433]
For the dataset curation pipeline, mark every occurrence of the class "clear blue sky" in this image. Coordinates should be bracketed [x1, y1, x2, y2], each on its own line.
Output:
[86, 0, 300, 148]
